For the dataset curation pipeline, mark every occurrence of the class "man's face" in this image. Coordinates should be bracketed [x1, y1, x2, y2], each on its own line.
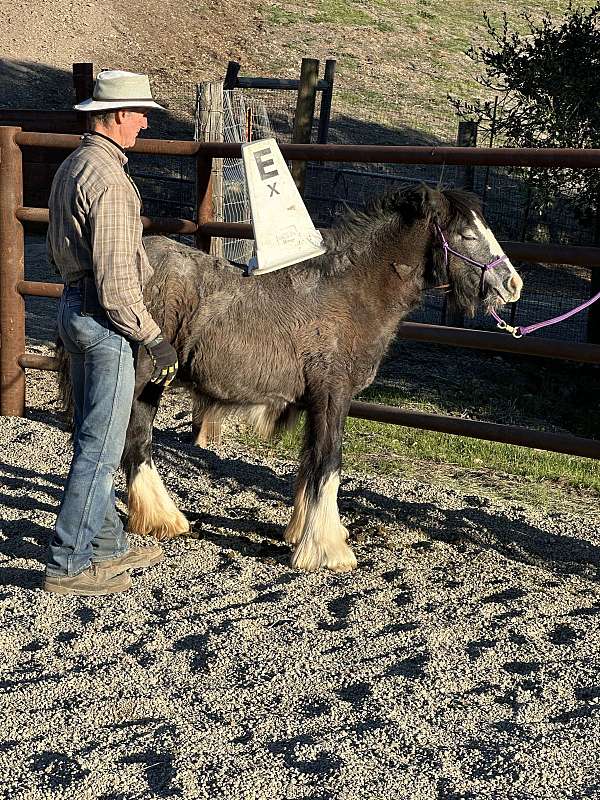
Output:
[120, 110, 149, 148]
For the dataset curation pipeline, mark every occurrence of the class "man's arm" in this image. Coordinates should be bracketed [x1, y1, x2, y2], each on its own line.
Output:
[89, 184, 161, 343]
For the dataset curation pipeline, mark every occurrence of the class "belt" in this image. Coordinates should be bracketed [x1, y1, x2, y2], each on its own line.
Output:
[66, 273, 93, 287]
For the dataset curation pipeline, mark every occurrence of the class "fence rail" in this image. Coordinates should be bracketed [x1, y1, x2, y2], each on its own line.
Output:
[17, 206, 600, 268]
[1, 126, 599, 460]
[14, 131, 600, 167]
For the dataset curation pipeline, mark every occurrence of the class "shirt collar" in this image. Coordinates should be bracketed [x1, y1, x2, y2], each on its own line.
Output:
[82, 131, 129, 166]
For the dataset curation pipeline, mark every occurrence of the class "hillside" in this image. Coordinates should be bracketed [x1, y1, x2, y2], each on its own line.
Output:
[1, 0, 580, 140]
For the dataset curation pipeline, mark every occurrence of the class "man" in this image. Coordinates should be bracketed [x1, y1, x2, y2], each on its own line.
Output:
[44, 70, 178, 596]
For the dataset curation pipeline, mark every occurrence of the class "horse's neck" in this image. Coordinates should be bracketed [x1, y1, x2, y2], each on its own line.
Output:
[340, 218, 431, 318]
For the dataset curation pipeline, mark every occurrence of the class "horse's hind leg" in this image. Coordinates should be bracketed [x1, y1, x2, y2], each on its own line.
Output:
[288, 391, 357, 572]
[122, 384, 189, 540]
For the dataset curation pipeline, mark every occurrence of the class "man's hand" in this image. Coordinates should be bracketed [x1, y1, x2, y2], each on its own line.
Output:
[146, 335, 178, 386]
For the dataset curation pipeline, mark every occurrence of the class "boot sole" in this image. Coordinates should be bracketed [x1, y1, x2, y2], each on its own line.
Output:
[43, 577, 132, 597]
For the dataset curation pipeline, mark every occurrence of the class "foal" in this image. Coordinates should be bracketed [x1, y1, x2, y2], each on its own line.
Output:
[112, 185, 523, 571]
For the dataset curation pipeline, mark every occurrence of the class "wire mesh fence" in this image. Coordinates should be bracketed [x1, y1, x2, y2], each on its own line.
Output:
[232, 87, 598, 342]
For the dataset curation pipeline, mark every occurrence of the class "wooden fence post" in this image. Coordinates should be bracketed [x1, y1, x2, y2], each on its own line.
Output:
[72, 63, 94, 133]
[0, 127, 26, 416]
[291, 58, 319, 194]
[196, 81, 224, 258]
[457, 120, 478, 192]
[193, 150, 221, 445]
[443, 120, 478, 329]
[195, 153, 213, 253]
[317, 59, 336, 145]
[224, 61, 241, 90]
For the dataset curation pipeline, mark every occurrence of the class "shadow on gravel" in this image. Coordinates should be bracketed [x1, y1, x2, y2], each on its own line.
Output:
[147, 432, 600, 580]
[7, 406, 597, 582]
[154, 437, 294, 507]
[0, 461, 64, 500]
[153, 437, 600, 581]
[345, 484, 600, 582]
[189, 520, 290, 568]
[26, 405, 69, 431]
[0, 564, 41, 589]
[0, 518, 48, 564]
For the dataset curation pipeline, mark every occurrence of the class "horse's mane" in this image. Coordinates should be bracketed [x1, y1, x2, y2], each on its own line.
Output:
[322, 184, 482, 269]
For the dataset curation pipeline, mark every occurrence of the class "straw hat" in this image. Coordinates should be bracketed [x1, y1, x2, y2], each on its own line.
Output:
[73, 70, 164, 112]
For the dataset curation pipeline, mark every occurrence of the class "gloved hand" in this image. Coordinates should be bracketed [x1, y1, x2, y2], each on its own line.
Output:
[146, 334, 178, 386]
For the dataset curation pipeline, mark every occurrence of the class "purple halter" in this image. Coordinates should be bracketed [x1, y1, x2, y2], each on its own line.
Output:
[436, 223, 600, 337]
[434, 223, 509, 298]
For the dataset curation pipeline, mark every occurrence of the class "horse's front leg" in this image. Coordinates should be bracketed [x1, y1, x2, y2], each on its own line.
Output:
[287, 390, 356, 572]
[122, 383, 189, 540]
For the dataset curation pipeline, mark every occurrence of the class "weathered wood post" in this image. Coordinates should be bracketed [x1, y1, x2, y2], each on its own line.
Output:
[223, 61, 241, 90]
[317, 59, 336, 144]
[456, 120, 478, 192]
[72, 62, 94, 132]
[443, 120, 478, 328]
[196, 81, 224, 258]
[195, 152, 213, 254]
[291, 58, 319, 194]
[193, 148, 221, 445]
[0, 127, 26, 416]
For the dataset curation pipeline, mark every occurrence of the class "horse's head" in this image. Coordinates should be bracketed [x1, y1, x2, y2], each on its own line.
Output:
[417, 185, 523, 316]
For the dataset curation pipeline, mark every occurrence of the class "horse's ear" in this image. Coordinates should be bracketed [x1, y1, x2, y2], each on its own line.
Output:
[414, 183, 440, 218]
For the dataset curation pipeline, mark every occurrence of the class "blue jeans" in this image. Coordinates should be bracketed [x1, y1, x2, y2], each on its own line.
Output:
[46, 286, 137, 577]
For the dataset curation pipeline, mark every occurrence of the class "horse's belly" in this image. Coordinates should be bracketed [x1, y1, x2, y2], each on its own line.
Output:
[190, 344, 304, 405]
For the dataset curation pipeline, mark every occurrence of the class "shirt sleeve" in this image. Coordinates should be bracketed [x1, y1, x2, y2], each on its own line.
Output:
[89, 184, 161, 343]
[46, 222, 59, 277]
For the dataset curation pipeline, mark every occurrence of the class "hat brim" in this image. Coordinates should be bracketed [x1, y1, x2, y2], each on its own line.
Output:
[73, 98, 164, 111]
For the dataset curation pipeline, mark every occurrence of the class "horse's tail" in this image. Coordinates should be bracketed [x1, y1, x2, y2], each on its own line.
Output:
[55, 336, 73, 426]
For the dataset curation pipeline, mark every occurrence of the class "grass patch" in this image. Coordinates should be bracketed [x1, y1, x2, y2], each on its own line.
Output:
[265, 4, 302, 24]
[313, 0, 376, 26]
[236, 414, 599, 514]
[337, 87, 386, 108]
[266, 0, 383, 28]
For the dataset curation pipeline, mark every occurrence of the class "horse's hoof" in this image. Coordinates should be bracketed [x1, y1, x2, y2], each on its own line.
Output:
[327, 556, 357, 572]
[324, 542, 357, 572]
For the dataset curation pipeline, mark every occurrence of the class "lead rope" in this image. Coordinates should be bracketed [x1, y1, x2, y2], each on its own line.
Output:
[489, 290, 600, 338]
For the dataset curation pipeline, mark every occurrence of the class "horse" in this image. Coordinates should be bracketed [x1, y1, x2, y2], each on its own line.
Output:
[60, 183, 523, 572]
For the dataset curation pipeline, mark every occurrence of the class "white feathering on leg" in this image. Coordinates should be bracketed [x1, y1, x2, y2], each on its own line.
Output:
[128, 461, 189, 540]
[284, 481, 308, 545]
[291, 472, 357, 572]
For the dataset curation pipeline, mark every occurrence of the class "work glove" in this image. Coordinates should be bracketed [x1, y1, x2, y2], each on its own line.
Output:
[146, 334, 178, 386]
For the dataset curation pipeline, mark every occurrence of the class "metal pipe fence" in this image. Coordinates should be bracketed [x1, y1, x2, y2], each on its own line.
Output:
[2, 126, 600, 460]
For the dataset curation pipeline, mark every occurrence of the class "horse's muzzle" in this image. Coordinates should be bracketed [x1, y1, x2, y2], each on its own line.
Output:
[505, 271, 523, 302]
[489, 269, 523, 305]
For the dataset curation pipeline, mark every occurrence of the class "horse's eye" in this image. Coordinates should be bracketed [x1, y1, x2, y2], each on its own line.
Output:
[460, 234, 477, 241]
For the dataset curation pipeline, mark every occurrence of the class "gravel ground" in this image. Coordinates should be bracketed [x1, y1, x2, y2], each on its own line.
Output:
[2, 352, 600, 800]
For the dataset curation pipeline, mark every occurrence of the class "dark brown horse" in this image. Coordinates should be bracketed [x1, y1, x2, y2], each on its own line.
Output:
[74, 184, 523, 572]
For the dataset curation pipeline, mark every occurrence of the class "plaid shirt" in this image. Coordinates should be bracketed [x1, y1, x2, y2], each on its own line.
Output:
[47, 133, 161, 343]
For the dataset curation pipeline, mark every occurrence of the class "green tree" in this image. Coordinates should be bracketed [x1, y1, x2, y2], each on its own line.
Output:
[450, 3, 600, 231]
